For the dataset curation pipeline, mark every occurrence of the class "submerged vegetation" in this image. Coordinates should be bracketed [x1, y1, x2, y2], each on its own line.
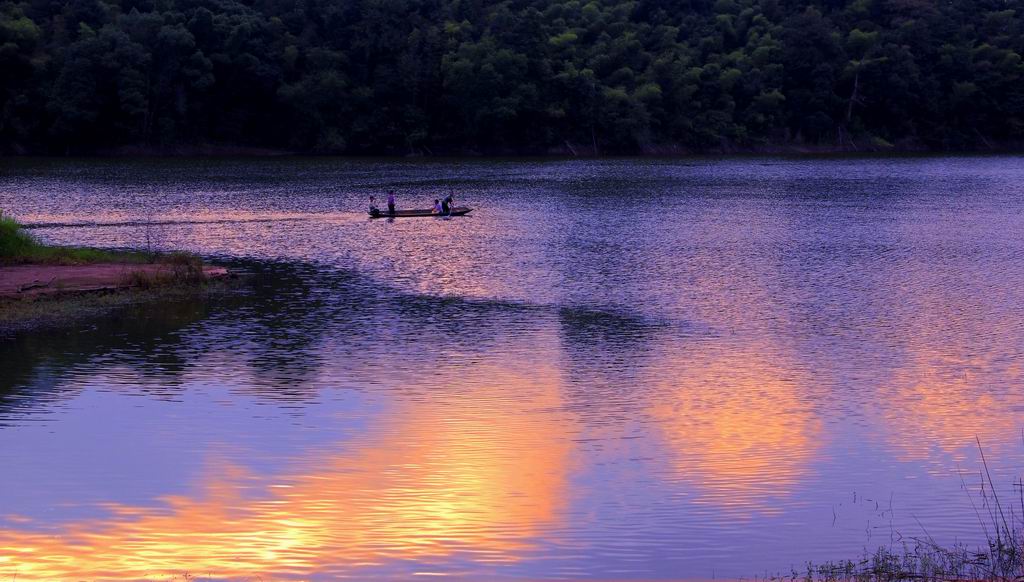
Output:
[0, 274, 234, 335]
[1, 0, 1023, 154]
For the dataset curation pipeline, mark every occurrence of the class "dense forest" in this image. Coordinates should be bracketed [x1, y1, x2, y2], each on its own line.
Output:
[1, 0, 1023, 154]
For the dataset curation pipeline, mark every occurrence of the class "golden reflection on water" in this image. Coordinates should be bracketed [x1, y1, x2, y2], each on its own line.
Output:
[0, 361, 573, 580]
[645, 236, 823, 513]
[647, 342, 821, 513]
[874, 255, 1024, 463]
[881, 340, 1024, 462]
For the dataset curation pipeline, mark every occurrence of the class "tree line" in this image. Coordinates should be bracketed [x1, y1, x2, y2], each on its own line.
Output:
[1, 0, 1022, 154]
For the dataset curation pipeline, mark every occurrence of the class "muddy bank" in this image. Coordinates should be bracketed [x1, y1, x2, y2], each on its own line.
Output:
[0, 263, 229, 299]
[0, 260, 237, 337]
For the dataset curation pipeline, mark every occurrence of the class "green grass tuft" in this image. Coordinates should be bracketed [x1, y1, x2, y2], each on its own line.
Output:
[1, 211, 148, 265]
[0, 213, 40, 260]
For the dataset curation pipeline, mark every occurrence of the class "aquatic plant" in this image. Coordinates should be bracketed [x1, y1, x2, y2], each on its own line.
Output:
[774, 440, 1024, 582]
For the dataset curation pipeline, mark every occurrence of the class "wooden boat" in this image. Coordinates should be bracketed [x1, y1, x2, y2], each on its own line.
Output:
[368, 206, 473, 218]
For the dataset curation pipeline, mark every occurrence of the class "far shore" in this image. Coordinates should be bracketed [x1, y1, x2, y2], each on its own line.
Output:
[4, 139, 1024, 159]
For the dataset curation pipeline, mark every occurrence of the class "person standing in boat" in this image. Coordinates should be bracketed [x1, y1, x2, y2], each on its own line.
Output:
[387, 190, 396, 216]
[442, 193, 454, 215]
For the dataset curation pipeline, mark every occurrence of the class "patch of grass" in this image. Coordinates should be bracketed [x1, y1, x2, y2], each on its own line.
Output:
[163, 251, 206, 283]
[0, 211, 146, 265]
[772, 440, 1024, 582]
[784, 540, 1021, 582]
[119, 254, 208, 289]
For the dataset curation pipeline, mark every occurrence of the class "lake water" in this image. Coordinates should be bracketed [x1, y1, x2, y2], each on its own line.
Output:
[1, 156, 1024, 580]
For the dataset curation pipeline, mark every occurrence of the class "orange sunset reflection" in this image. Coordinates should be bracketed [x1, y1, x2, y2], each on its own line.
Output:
[646, 342, 822, 513]
[872, 255, 1024, 463]
[642, 238, 823, 513]
[0, 361, 574, 580]
[880, 342, 1024, 462]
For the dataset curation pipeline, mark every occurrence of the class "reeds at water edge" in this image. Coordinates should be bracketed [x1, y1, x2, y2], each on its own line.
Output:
[773, 437, 1024, 582]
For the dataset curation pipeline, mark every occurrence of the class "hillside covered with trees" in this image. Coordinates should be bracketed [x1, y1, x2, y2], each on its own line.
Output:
[1, 0, 1023, 154]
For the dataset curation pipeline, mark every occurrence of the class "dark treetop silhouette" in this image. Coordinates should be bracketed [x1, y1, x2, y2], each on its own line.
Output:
[1, 0, 1022, 155]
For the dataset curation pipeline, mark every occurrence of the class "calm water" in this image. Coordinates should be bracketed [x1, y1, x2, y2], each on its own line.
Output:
[2, 157, 1024, 580]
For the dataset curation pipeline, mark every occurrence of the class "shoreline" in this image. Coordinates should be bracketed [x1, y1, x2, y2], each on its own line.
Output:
[0, 213, 236, 335]
[0, 260, 238, 336]
[0, 277, 238, 337]
[0, 262, 229, 300]
[4, 142, 1024, 159]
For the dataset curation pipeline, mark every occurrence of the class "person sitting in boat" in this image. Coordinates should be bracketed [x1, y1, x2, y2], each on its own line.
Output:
[369, 196, 380, 216]
[432, 199, 442, 214]
[387, 191, 396, 216]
